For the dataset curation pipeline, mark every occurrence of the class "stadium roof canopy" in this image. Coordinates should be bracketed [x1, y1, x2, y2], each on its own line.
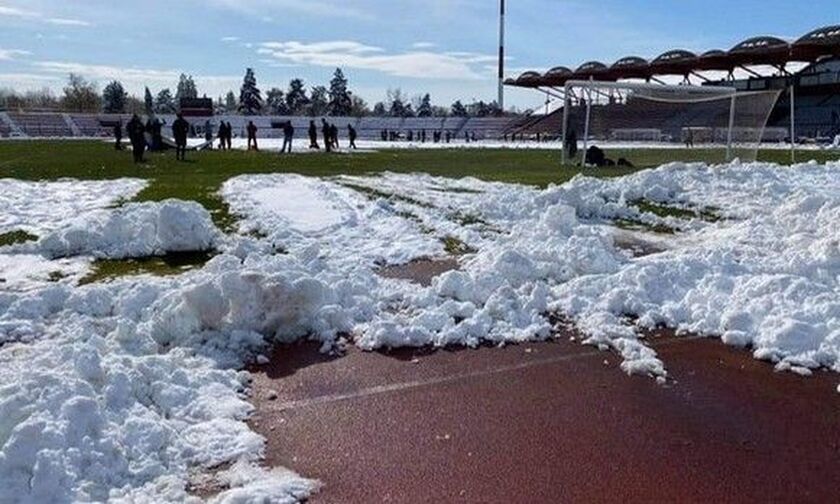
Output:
[507, 24, 840, 89]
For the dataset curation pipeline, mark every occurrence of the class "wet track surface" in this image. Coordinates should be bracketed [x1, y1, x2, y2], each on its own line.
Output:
[248, 332, 840, 503]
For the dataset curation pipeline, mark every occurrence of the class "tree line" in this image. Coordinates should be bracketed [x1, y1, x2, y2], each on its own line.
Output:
[0, 67, 511, 117]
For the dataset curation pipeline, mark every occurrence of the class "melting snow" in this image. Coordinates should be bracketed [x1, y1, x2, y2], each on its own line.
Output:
[1, 162, 839, 501]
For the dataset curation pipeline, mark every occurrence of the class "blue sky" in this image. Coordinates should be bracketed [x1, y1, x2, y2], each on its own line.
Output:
[0, 0, 836, 111]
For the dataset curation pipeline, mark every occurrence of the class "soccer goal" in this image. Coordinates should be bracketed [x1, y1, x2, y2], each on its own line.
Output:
[561, 80, 783, 165]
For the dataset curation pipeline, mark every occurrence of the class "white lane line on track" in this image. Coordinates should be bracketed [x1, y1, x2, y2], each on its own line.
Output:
[268, 336, 702, 412]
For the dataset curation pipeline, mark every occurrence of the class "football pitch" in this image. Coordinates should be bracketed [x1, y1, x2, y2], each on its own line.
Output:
[2, 140, 837, 229]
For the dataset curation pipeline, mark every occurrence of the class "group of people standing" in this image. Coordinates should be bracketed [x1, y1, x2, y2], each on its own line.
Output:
[216, 121, 234, 150]
[116, 113, 192, 163]
[114, 115, 363, 162]
[307, 119, 357, 152]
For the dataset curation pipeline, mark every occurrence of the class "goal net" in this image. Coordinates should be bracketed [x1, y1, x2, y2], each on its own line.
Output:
[561, 80, 783, 165]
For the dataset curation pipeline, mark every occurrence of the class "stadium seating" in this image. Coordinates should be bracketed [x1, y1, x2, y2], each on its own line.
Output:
[0, 112, 530, 140]
[7, 112, 73, 137]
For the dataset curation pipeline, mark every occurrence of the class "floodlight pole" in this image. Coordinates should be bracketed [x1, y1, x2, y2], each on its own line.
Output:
[497, 0, 505, 112]
[726, 94, 736, 162]
[561, 95, 570, 165]
[789, 84, 796, 164]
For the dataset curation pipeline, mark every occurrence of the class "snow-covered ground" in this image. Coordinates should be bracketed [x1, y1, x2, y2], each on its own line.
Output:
[0, 178, 147, 234]
[1, 161, 839, 502]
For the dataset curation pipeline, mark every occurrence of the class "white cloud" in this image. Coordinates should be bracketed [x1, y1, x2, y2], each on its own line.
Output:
[0, 48, 30, 60]
[412, 42, 437, 49]
[0, 4, 91, 26]
[30, 61, 241, 96]
[0, 5, 38, 18]
[204, 0, 374, 21]
[221, 36, 239, 42]
[46, 17, 91, 27]
[258, 40, 493, 80]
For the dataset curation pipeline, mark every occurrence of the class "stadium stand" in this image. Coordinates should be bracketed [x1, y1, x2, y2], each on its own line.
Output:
[505, 24, 840, 143]
[7, 112, 73, 137]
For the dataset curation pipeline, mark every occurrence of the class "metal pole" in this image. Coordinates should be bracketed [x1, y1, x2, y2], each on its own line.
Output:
[790, 84, 796, 164]
[582, 82, 592, 166]
[561, 94, 569, 165]
[497, 0, 505, 112]
[726, 94, 736, 162]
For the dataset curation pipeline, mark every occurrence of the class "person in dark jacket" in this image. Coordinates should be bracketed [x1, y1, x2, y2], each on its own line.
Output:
[172, 113, 190, 161]
[348, 124, 358, 149]
[246, 121, 258, 151]
[330, 123, 339, 150]
[282, 121, 295, 154]
[113, 122, 123, 150]
[308, 120, 319, 149]
[225, 121, 233, 150]
[321, 119, 332, 153]
[204, 120, 213, 149]
[151, 118, 164, 151]
[565, 129, 578, 161]
[126, 114, 145, 163]
[217, 121, 227, 150]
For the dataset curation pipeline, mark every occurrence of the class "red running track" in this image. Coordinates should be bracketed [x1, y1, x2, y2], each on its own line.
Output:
[248, 334, 840, 503]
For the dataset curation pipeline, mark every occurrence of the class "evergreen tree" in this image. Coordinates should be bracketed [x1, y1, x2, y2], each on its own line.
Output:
[327, 68, 352, 116]
[388, 97, 405, 117]
[308, 86, 328, 116]
[102, 80, 128, 113]
[154, 88, 176, 114]
[238, 67, 263, 115]
[450, 100, 468, 117]
[372, 102, 387, 116]
[416, 93, 433, 117]
[266, 87, 288, 115]
[224, 91, 237, 113]
[144, 87, 154, 115]
[175, 74, 198, 103]
[285, 79, 309, 115]
[62, 74, 100, 113]
[350, 95, 369, 117]
[402, 103, 415, 118]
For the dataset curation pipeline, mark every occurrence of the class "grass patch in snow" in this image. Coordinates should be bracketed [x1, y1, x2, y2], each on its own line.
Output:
[441, 236, 477, 255]
[613, 218, 677, 235]
[338, 182, 434, 208]
[631, 199, 721, 222]
[431, 186, 484, 194]
[0, 229, 38, 246]
[79, 250, 215, 285]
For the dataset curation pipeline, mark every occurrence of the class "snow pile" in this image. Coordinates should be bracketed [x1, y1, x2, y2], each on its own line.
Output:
[553, 165, 840, 375]
[30, 199, 220, 259]
[224, 166, 840, 378]
[0, 178, 146, 234]
[0, 252, 357, 501]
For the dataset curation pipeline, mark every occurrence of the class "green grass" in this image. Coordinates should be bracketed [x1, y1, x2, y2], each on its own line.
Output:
[0, 229, 38, 247]
[0, 141, 644, 230]
[441, 236, 477, 255]
[79, 251, 215, 285]
[630, 199, 722, 222]
[2, 141, 834, 233]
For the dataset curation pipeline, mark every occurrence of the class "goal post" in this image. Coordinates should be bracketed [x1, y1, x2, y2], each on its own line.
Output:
[560, 80, 782, 166]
